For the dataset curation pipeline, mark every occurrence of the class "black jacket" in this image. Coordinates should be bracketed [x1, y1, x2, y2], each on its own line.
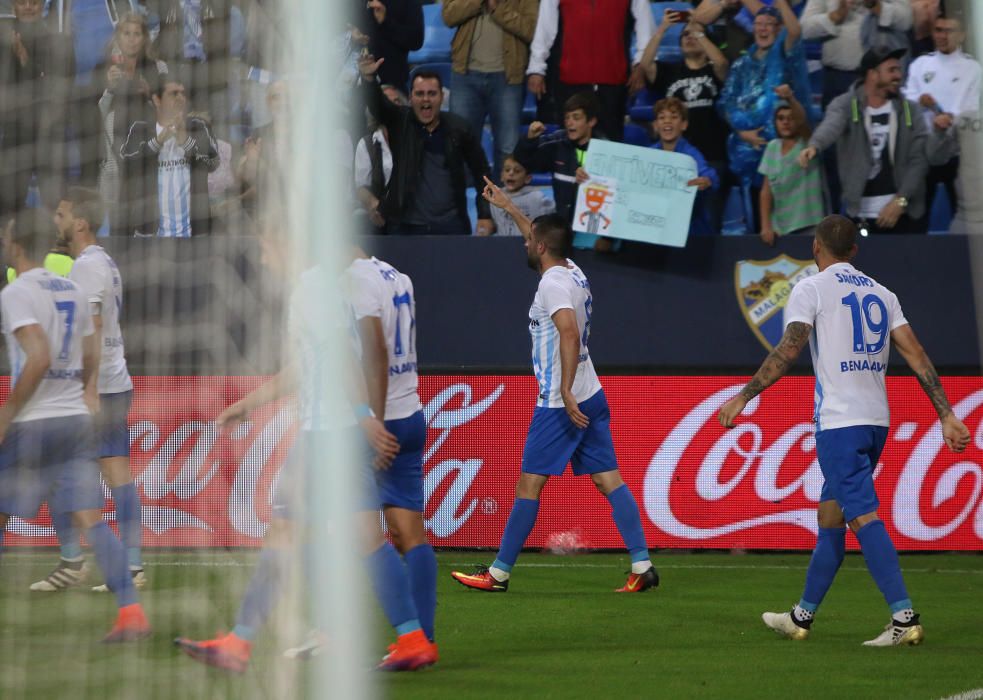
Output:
[364, 79, 491, 227]
[514, 131, 605, 222]
[118, 116, 220, 235]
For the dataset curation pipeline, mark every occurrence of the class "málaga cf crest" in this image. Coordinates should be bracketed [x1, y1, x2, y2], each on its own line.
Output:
[735, 255, 818, 351]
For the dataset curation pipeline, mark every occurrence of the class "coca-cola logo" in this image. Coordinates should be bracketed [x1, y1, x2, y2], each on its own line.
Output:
[643, 383, 983, 544]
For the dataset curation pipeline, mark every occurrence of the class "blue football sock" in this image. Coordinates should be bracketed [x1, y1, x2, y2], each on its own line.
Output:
[404, 543, 437, 642]
[51, 509, 82, 561]
[366, 542, 420, 635]
[233, 547, 288, 642]
[86, 521, 137, 607]
[855, 519, 912, 613]
[110, 483, 142, 569]
[799, 526, 846, 612]
[494, 497, 540, 571]
[606, 485, 649, 563]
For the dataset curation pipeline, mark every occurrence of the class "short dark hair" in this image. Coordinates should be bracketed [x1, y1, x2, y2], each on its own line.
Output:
[654, 96, 688, 121]
[8, 208, 56, 263]
[816, 215, 857, 259]
[64, 187, 104, 233]
[411, 69, 443, 91]
[531, 214, 573, 259]
[563, 92, 599, 122]
[153, 71, 185, 98]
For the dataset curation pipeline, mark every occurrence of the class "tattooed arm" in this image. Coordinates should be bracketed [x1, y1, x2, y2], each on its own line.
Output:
[718, 321, 813, 428]
[891, 323, 971, 452]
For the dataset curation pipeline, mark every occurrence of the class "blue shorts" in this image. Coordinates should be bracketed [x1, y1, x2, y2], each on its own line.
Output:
[521, 390, 619, 476]
[377, 411, 427, 512]
[96, 390, 132, 458]
[272, 429, 380, 521]
[0, 415, 103, 519]
[815, 425, 889, 522]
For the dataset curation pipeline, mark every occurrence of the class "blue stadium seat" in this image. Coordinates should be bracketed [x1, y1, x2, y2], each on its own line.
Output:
[629, 86, 663, 122]
[623, 122, 652, 147]
[408, 3, 454, 64]
[521, 90, 538, 124]
[928, 183, 953, 234]
[481, 126, 494, 168]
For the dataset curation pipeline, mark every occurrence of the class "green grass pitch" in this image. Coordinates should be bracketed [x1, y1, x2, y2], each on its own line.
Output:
[1, 550, 981, 699]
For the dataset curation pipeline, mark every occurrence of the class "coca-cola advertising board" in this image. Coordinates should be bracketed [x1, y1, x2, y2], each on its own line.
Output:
[4, 376, 982, 551]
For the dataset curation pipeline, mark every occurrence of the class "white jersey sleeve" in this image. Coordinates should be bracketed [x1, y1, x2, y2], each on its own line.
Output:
[784, 278, 820, 328]
[538, 276, 575, 316]
[887, 290, 908, 331]
[1, 283, 40, 333]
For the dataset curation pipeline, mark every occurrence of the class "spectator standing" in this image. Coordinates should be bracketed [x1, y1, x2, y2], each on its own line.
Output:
[903, 14, 981, 218]
[526, 0, 654, 143]
[442, 0, 538, 176]
[236, 79, 289, 222]
[360, 58, 493, 236]
[801, 0, 913, 108]
[692, 0, 804, 63]
[354, 85, 406, 234]
[360, 0, 424, 92]
[758, 86, 825, 245]
[0, 0, 75, 218]
[910, 0, 941, 58]
[799, 47, 948, 235]
[119, 74, 220, 237]
[650, 97, 719, 236]
[642, 9, 730, 231]
[488, 154, 554, 236]
[88, 13, 169, 235]
[514, 92, 601, 223]
[717, 0, 811, 227]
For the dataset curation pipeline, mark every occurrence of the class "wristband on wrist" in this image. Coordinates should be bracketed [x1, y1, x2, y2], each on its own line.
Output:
[355, 404, 375, 420]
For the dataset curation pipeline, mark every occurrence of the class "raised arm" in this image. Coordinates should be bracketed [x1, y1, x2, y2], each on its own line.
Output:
[482, 176, 533, 239]
[774, 0, 802, 50]
[890, 323, 970, 451]
[698, 29, 730, 83]
[552, 308, 590, 429]
[718, 321, 812, 427]
[640, 8, 674, 84]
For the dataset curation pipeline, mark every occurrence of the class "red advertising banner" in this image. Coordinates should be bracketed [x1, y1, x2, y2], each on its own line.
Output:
[4, 376, 982, 551]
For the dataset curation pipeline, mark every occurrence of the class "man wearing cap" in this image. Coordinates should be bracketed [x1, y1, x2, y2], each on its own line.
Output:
[799, 47, 954, 235]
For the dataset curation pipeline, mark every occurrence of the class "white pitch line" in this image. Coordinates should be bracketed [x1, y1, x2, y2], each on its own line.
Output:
[2, 555, 981, 575]
[938, 689, 983, 700]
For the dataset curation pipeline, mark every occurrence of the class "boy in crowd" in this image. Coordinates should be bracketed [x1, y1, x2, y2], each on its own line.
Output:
[487, 154, 554, 237]
[513, 92, 602, 223]
[650, 97, 719, 235]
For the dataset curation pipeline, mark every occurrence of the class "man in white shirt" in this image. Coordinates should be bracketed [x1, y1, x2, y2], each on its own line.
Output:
[719, 215, 970, 647]
[903, 14, 982, 218]
[29, 188, 145, 594]
[452, 177, 657, 594]
[0, 208, 150, 642]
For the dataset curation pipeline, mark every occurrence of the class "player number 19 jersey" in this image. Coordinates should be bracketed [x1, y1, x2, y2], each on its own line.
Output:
[784, 261, 908, 431]
[529, 260, 602, 408]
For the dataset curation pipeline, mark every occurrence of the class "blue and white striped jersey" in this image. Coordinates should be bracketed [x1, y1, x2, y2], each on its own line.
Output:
[155, 123, 192, 238]
[528, 260, 602, 408]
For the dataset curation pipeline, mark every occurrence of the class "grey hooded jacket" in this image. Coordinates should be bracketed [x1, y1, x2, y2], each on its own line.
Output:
[808, 82, 953, 220]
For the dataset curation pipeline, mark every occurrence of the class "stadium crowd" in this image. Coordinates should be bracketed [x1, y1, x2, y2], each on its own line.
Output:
[0, 0, 979, 242]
